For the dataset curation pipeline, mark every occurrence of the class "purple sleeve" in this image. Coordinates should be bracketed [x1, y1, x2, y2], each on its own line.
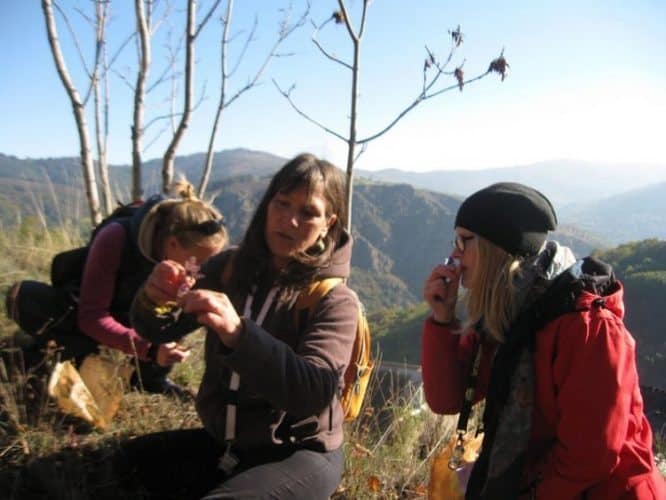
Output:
[77, 222, 152, 360]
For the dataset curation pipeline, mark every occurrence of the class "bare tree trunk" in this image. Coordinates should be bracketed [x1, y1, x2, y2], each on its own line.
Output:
[162, 0, 196, 192]
[132, 0, 151, 201]
[276, 2, 506, 234]
[94, 80, 112, 214]
[94, 0, 112, 214]
[338, 0, 365, 231]
[345, 36, 360, 231]
[199, 0, 232, 198]
[42, 0, 101, 225]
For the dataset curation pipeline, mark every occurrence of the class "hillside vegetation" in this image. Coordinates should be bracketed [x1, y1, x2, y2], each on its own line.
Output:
[0, 222, 459, 499]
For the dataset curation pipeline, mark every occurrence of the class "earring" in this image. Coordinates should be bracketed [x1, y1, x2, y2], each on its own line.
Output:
[310, 235, 326, 255]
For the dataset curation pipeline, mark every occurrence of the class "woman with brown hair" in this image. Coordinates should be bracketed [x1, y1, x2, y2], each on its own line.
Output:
[422, 182, 665, 499]
[121, 153, 358, 499]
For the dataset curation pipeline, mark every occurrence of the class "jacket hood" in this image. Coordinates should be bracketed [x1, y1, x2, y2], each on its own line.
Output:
[317, 229, 353, 281]
[569, 256, 625, 319]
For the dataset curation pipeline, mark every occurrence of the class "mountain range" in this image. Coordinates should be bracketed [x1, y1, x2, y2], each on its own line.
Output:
[2, 149, 664, 387]
[2, 150, 665, 292]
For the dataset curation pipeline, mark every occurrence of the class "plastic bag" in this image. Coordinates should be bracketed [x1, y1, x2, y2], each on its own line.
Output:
[79, 353, 133, 426]
[47, 354, 133, 430]
[48, 360, 107, 428]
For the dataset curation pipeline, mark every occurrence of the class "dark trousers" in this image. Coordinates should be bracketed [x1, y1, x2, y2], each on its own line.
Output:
[6, 280, 170, 385]
[6, 280, 98, 365]
[115, 428, 343, 500]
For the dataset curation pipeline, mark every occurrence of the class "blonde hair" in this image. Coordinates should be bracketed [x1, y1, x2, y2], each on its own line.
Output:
[148, 179, 227, 260]
[463, 236, 522, 342]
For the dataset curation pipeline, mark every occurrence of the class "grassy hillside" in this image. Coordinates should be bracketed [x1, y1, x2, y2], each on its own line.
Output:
[0, 217, 663, 499]
[0, 223, 460, 499]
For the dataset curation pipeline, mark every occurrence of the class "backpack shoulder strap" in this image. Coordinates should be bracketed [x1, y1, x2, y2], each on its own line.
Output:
[294, 277, 344, 312]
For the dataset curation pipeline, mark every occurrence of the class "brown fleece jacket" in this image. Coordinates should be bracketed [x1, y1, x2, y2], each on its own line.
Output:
[131, 232, 358, 452]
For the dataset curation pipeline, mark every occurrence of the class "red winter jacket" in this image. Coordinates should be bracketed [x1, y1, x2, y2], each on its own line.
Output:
[422, 282, 665, 499]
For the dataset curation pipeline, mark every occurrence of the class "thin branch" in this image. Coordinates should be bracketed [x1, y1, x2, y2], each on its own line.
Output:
[147, 69, 184, 93]
[143, 119, 171, 152]
[150, 0, 174, 35]
[336, 0, 358, 42]
[194, 0, 223, 38]
[73, 5, 94, 25]
[227, 15, 258, 78]
[356, 0, 370, 39]
[104, 32, 137, 78]
[311, 18, 352, 70]
[358, 70, 490, 145]
[226, 2, 308, 106]
[353, 142, 367, 164]
[53, 1, 92, 79]
[273, 79, 346, 142]
[109, 67, 134, 90]
[146, 33, 183, 93]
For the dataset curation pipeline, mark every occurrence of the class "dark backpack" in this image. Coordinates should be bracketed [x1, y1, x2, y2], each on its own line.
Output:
[50, 198, 157, 292]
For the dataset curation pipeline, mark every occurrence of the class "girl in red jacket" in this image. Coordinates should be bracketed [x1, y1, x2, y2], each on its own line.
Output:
[422, 182, 665, 499]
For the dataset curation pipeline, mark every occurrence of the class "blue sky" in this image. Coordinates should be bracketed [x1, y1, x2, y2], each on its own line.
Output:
[1, 0, 664, 172]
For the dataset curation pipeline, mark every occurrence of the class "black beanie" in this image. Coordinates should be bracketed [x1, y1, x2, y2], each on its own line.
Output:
[454, 182, 557, 257]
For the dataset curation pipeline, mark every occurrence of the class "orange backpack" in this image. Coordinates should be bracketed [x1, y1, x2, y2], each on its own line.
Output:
[294, 278, 374, 421]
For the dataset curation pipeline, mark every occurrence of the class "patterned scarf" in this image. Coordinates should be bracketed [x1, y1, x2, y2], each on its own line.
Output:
[466, 242, 576, 499]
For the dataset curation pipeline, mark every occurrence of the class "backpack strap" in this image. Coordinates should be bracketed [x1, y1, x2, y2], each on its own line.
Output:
[295, 278, 344, 309]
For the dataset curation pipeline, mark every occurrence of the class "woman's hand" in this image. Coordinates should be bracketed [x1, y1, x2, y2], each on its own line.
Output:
[179, 290, 243, 348]
[423, 259, 461, 324]
[144, 260, 195, 305]
[155, 341, 191, 367]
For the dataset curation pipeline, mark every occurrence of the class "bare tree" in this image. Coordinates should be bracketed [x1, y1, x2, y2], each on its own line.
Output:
[132, 0, 152, 201]
[42, 0, 102, 225]
[197, 1, 309, 197]
[275, 1, 509, 230]
[162, 0, 223, 192]
[92, 0, 113, 214]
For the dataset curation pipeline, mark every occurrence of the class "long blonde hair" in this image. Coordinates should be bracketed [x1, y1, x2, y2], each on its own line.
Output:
[463, 236, 522, 342]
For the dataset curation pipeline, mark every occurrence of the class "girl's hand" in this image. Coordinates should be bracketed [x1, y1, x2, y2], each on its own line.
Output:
[179, 289, 243, 348]
[423, 258, 461, 324]
[144, 260, 194, 305]
[155, 341, 191, 367]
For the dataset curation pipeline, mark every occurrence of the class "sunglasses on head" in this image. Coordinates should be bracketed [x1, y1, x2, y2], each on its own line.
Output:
[179, 218, 225, 236]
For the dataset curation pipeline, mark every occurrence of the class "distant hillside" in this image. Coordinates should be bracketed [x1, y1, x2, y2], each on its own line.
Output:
[559, 182, 666, 245]
[0, 151, 607, 312]
[0, 149, 284, 228]
[207, 175, 598, 311]
[593, 239, 666, 389]
[358, 159, 666, 207]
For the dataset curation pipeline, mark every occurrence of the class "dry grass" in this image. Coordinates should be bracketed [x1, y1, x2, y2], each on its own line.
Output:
[2, 224, 660, 499]
[0, 223, 458, 499]
[0, 342, 455, 499]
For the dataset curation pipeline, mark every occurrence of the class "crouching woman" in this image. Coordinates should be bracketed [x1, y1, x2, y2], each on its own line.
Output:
[120, 154, 358, 499]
